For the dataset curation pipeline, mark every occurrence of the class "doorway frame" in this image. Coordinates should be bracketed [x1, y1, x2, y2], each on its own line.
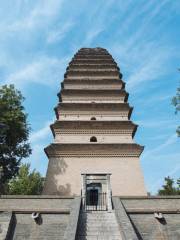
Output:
[81, 173, 112, 211]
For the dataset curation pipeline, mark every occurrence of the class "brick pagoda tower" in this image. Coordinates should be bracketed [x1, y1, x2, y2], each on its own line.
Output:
[44, 48, 146, 199]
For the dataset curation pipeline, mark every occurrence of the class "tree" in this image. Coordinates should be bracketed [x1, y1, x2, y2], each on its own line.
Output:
[0, 84, 31, 189]
[172, 71, 180, 136]
[8, 163, 44, 195]
[158, 176, 180, 195]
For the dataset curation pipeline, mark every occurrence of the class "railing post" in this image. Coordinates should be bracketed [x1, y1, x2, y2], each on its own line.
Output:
[106, 174, 112, 212]
[81, 174, 86, 211]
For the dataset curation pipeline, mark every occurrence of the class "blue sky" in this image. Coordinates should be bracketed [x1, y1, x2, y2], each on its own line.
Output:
[0, 0, 180, 194]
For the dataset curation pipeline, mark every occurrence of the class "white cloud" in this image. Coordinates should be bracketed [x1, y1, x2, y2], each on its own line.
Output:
[136, 94, 172, 107]
[47, 21, 75, 44]
[167, 163, 180, 177]
[114, 0, 169, 45]
[127, 55, 162, 90]
[30, 121, 53, 143]
[23, 120, 54, 174]
[6, 0, 64, 32]
[147, 153, 180, 193]
[24, 143, 48, 175]
[108, 1, 176, 92]
[113, 43, 174, 92]
[81, 0, 116, 46]
[83, 28, 105, 46]
[152, 134, 177, 151]
[137, 119, 177, 129]
[146, 134, 170, 141]
[4, 55, 69, 88]
[143, 133, 178, 159]
[24, 119, 55, 174]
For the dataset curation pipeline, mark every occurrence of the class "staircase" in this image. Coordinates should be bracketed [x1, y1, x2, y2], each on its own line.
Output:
[76, 211, 122, 240]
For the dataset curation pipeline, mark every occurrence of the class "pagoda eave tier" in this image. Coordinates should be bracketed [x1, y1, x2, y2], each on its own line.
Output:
[62, 79, 125, 85]
[66, 69, 119, 73]
[76, 51, 109, 55]
[62, 79, 125, 90]
[58, 89, 129, 102]
[55, 103, 133, 118]
[75, 53, 111, 57]
[67, 64, 119, 70]
[77, 47, 107, 52]
[45, 143, 144, 157]
[69, 59, 116, 64]
[65, 71, 121, 79]
[50, 120, 138, 137]
[72, 55, 113, 60]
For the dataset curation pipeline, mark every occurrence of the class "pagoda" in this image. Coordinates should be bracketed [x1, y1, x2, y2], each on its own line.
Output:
[44, 48, 146, 202]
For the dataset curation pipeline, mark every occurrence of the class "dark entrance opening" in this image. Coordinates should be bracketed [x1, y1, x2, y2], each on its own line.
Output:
[85, 182, 107, 211]
[88, 189, 98, 206]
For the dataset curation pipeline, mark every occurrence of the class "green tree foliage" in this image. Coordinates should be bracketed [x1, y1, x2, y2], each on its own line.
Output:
[0, 84, 31, 187]
[8, 163, 44, 195]
[158, 176, 180, 195]
[172, 72, 180, 136]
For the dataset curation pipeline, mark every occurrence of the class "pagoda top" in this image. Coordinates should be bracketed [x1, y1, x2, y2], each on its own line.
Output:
[75, 47, 110, 56]
[79, 47, 107, 51]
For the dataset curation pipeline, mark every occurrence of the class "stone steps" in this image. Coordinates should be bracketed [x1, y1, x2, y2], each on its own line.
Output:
[75, 211, 122, 240]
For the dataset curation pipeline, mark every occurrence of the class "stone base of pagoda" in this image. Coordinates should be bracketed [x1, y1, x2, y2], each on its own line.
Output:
[43, 144, 147, 197]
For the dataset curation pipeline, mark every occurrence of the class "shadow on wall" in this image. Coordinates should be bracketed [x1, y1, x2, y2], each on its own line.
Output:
[45, 157, 72, 195]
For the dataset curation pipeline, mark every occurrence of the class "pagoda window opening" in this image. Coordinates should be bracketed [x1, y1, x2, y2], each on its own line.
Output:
[90, 136, 97, 142]
[91, 117, 96, 120]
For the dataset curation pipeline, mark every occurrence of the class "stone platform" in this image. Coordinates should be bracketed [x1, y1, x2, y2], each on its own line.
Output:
[0, 195, 180, 239]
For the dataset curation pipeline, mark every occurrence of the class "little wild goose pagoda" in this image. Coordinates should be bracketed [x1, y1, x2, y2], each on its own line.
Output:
[1, 48, 180, 240]
[44, 47, 146, 199]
